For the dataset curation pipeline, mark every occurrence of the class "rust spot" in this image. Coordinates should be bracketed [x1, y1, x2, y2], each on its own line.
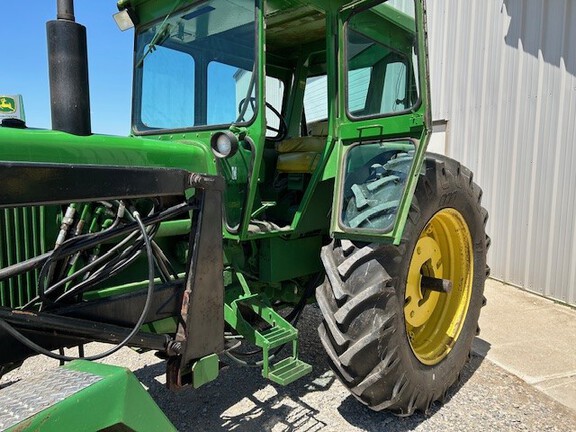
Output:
[12, 310, 36, 316]
[11, 418, 33, 432]
[34, 414, 52, 432]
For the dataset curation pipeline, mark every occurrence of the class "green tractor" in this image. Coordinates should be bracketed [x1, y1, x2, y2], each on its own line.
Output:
[0, 0, 489, 429]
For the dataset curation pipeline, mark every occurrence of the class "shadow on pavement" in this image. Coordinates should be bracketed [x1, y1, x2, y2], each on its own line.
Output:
[337, 350, 488, 432]
[133, 308, 491, 431]
[472, 337, 491, 358]
[134, 305, 336, 431]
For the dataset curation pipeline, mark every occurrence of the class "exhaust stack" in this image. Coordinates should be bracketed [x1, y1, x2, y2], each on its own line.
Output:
[47, 0, 91, 136]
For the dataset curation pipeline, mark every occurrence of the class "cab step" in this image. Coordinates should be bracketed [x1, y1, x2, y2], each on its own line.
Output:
[269, 357, 312, 386]
[259, 325, 296, 350]
[224, 275, 312, 386]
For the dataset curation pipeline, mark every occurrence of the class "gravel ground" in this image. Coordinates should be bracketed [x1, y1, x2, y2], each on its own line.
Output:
[2, 306, 575, 431]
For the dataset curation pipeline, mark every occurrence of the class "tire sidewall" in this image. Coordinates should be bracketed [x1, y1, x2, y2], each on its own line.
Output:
[386, 156, 487, 397]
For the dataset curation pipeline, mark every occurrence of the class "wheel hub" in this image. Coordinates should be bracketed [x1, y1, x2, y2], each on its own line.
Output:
[405, 236, 442, 327]
[404, 208, 473, 365]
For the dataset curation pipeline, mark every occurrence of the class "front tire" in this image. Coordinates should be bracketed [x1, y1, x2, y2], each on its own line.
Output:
[317, 154, 489, 415]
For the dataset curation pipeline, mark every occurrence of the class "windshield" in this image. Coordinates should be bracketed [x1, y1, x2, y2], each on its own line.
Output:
[133, 0, 256, 133]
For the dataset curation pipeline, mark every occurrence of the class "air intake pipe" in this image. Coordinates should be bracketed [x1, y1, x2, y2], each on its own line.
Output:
[47, 0, 91, 136]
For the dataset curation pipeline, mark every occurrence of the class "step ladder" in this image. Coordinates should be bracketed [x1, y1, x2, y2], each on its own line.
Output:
[224, 276, 312, 386]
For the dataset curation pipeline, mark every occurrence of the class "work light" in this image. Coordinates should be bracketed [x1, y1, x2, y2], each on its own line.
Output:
[211, 131, 239, 158]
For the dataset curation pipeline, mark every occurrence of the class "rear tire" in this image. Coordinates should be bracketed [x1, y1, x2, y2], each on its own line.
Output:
[317, 153, 489, 415]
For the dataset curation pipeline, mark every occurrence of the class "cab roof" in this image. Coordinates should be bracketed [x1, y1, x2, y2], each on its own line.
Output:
[118, 0, 362, 28]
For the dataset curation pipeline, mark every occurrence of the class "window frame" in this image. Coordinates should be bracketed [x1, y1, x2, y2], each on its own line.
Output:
[343, 2, 421, 122]
[337, 138, 418, 235]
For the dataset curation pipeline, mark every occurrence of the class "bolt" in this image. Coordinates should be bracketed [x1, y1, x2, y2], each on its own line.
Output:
[167, 341, 183, 356]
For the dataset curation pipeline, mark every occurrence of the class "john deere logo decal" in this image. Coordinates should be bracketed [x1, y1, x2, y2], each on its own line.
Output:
[0, 97, 16, 113]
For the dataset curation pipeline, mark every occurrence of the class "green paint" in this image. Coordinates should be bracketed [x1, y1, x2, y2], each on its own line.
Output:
[6, 361, 176, 432]
[0, 96, 16, 113]
[155, 219, 192, 237]
[140, 316, 179, 334]
[259, 235, 322, 283]
[0, 128, 213, 174]
[192, 353, 220, 388]
[0, 206, 58, 309]
[268, 356, 312, 386]
[224, 275, 311, 384]
[82, 273, 186, 300]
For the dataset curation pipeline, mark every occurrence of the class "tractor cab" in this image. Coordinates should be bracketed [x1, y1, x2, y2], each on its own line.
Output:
[125, 0, 427, 242]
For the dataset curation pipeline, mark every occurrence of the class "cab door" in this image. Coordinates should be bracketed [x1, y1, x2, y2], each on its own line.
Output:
[331, 0, 431, 244]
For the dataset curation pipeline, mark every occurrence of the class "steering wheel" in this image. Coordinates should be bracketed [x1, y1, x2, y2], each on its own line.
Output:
[238, 97, 288, 142]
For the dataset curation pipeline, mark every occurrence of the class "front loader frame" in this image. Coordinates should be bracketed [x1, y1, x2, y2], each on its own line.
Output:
[0, 162, 224, 389]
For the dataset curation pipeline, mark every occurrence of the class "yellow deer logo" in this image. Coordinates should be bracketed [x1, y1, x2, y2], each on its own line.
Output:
[0, 97, 16, 113]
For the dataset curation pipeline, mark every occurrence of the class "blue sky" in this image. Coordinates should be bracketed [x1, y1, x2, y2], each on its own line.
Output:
[0, 2, 133, 135]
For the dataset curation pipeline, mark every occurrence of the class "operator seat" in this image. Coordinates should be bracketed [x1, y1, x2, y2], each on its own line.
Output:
[275, 121, 328, 173]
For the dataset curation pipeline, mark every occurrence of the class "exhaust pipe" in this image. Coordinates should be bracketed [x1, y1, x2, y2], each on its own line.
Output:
[47, 0, 91, 136]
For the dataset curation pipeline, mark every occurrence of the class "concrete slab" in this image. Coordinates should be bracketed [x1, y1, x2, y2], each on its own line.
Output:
[485, 340, 576, 384]
[535, 376, 576, 412]
[473, 279, 576, 412]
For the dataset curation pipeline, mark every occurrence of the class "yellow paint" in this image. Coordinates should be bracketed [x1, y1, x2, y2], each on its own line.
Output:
[404, 208, 473, 365]
[0, 97, 15, 112]
[276, 151, 321, 173]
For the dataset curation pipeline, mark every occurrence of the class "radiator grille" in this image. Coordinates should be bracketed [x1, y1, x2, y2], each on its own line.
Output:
[0, 207, 47, 309]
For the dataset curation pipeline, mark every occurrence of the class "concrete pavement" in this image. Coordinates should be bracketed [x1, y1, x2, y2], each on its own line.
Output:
[473, 279, 576, 412]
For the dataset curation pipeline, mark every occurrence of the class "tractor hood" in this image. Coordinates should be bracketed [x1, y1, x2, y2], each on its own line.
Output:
[0, 127, 214, 175]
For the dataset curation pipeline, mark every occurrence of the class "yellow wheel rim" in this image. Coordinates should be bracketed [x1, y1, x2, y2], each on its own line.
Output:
[404, 208, 473, 365]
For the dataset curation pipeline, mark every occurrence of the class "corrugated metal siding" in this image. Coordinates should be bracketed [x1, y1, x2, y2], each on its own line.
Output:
[427, 0, 576, 305]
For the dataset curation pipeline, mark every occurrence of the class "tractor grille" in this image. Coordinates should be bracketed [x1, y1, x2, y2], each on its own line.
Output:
[0, 207, 48, 309]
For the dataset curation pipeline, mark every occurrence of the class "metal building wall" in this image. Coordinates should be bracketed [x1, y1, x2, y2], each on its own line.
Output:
[427, 0, 576, 305]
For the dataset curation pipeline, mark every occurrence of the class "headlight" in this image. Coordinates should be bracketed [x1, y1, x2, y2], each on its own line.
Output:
[211, 131, 239, 158]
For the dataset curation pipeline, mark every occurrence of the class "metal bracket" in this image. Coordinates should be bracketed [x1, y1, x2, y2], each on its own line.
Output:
[168, 183, 225, 390]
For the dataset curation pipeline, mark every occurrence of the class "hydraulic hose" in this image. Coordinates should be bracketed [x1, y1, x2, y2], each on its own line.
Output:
[0, 210, 158, 361]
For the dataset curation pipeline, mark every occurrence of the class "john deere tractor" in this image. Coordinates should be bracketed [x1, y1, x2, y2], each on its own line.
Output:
[0, 0, 489, 429]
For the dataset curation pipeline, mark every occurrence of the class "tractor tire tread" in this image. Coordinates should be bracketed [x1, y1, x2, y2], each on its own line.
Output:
[317, 153, 489, 414]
